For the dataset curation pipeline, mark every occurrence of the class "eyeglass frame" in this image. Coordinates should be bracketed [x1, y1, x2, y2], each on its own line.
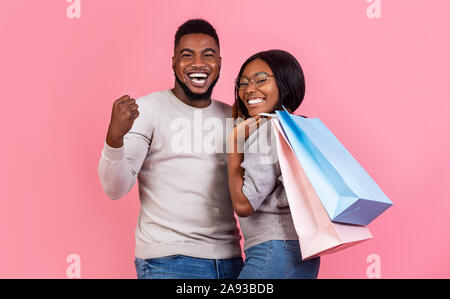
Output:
[235, 72, 275, 91]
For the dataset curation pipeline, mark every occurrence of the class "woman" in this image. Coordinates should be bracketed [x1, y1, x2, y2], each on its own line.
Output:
[227, 49, 320, 279]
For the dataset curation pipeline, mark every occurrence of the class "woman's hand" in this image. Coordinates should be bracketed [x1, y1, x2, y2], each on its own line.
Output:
[227, 115, 264, 154]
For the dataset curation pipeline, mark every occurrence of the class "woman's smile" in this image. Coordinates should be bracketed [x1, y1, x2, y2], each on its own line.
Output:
[247, 97, 266, 106]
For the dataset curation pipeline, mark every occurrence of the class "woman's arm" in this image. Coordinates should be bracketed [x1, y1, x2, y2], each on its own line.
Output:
[227, 116, 262, 217]
[227, 150, 254, 217]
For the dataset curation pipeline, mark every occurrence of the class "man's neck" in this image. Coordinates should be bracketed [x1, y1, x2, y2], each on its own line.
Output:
[171, 85, 212, 109]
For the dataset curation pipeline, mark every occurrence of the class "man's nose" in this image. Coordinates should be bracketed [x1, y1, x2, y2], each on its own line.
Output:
[191, 55, 206, 68]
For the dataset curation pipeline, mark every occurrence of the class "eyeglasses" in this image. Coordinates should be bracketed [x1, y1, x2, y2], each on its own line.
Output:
[235, 72, 275, 91]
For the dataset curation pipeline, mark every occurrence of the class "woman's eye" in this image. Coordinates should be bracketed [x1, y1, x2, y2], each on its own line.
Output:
[256, 79, 266, 84]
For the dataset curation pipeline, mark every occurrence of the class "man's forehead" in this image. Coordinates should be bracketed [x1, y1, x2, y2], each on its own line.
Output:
[175, 33, 219, 53]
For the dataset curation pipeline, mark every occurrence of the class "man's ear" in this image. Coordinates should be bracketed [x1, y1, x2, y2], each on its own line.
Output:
[218, 56, 222, 71]
[171, 56, 175, 72]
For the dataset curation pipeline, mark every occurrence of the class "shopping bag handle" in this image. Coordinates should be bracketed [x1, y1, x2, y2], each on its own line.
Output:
[258, 107, 309, 119]
[279, 105, 309, 118]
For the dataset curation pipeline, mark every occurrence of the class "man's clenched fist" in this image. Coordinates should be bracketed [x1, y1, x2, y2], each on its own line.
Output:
[106, 95, 139, 148]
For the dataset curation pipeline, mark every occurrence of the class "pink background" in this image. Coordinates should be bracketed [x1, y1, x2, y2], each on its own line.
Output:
[1, 0, 449, 278]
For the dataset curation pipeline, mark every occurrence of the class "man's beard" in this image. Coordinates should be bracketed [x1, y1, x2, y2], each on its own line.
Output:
[174, 72, 219, 101]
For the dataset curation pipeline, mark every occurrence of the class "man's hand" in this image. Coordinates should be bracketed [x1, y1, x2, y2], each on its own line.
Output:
[106, 95, 139, 148]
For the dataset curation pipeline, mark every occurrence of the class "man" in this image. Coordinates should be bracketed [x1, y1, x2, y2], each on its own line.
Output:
[98, 19, 243, 279]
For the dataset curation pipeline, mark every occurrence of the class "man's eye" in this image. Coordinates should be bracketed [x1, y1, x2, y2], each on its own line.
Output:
[182, 54, 192, 58]
[204, 54, 214, 57]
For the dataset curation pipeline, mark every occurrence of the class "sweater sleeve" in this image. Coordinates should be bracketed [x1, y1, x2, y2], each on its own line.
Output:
[97, 98, 154, 200]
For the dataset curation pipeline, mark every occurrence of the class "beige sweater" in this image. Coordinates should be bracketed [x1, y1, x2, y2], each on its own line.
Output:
[98, 90, 242, 259]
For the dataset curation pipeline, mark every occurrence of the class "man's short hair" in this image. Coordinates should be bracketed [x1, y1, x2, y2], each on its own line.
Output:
[174, 19, 220, 50]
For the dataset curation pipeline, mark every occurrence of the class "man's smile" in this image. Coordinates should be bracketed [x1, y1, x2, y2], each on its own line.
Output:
[186, 72, 210, 88]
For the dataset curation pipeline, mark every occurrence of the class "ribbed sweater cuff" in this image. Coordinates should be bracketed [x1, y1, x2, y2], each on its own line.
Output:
[101, 140, 125, 161]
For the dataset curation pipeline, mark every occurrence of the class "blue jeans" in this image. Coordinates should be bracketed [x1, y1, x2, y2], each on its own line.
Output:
[238, 240, 320, 279]
[135, 255, 243, 279]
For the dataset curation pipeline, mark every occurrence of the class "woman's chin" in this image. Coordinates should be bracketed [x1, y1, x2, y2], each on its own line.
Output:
[248, 109, 273, 118]
[247, 107, 263, 117]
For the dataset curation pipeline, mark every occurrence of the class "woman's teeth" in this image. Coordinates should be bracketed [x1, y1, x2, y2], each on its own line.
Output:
[248, 98, 264, 105]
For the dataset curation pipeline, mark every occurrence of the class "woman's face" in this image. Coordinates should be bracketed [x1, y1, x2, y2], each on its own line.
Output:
[238, 58, 279, 117]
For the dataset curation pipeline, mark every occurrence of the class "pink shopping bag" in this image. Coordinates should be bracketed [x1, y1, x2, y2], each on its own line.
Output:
[272, 119, 373, 260]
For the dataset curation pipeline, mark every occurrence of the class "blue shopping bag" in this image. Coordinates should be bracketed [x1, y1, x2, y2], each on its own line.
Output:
[276, 109, 393, 225]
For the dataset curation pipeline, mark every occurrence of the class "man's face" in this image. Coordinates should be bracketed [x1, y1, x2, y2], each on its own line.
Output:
[172, 33, 221, 100]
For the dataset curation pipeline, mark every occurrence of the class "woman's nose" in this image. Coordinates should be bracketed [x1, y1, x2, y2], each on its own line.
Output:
[245, 82, 257, 93]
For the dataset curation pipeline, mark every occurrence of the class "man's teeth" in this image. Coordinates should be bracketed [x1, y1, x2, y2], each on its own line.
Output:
[192, 79, 205, 84]
[248, 98, 264, 104]
[188, 73, 208, 84]
[188, 73, 208, 78]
